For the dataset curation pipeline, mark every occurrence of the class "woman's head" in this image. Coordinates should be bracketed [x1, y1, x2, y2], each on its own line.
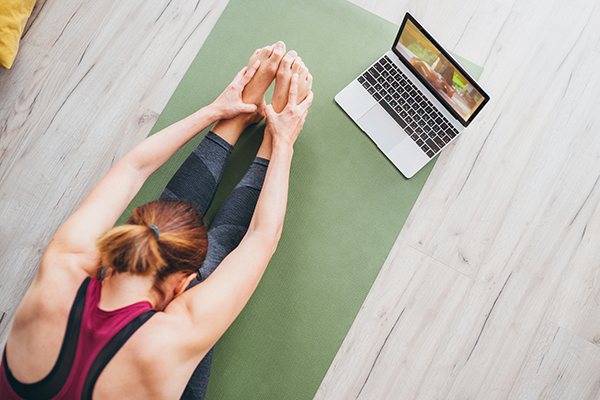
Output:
[96, 200, 208, 304]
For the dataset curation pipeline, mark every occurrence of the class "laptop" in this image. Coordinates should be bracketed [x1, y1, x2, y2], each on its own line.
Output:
[335, 12, 490, 178]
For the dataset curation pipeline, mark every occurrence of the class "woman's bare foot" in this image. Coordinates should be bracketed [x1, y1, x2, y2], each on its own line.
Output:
[212, 42, 286, 145]
[271, 52, 313, 112]
[243, 41, 286, 118]
[256, 52, 312, 159]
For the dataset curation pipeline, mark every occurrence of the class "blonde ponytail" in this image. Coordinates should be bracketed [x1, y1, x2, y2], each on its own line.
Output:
[97, 224, 166, 276]
[96, 200, 208, 287]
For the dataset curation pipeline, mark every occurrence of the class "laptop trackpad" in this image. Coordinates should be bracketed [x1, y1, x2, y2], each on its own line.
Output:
[358, 105, 407, 152]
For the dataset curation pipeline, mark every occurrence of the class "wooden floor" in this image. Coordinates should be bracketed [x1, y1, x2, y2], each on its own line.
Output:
[1, 0, 599, 398]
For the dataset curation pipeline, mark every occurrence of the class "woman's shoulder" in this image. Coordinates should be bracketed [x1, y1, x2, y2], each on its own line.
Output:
[12, 257, 88, 335]
[6, 258, 89, 383]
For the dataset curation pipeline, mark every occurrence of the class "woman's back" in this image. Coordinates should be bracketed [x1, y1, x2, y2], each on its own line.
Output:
[2, 265, 210, 400]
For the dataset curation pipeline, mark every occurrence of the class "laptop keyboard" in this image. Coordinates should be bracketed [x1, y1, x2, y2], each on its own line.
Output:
[358, 55, 459, 158]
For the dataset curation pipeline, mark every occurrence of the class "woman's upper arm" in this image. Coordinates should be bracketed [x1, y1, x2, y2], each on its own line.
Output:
[42, 159, 144, 275]
[164, 232, 276, 349]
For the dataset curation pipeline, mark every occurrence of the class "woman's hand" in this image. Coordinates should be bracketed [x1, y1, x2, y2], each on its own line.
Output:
[265, 74, 314, 148]
[208, 60, 261, 120]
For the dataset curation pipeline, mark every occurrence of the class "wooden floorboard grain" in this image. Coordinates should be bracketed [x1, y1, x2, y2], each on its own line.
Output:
[314, 243, 473, 400]
[548, 185, 600, 348]
[509, 320, 600, 400]
[138, 0, 230, 114]
[0, 42, 72, 186]
[22, 0, 117, 67]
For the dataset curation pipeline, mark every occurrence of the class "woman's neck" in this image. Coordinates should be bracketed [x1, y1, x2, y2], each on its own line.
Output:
[99, 271, 158, 311]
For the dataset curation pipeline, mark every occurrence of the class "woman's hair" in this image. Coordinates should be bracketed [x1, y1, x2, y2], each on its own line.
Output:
[96, 200, 208, 297]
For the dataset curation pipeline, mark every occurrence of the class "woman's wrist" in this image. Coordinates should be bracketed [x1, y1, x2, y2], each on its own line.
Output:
[193, 104, 221, 127]
[271, 137, 295, 156]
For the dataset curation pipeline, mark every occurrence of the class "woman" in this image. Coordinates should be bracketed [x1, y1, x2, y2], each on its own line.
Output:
[1, 41, 313, 399]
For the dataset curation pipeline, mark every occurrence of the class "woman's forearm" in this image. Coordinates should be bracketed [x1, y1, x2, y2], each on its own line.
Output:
[122, 106, 219, 180]
[246, 140, 294, 251]
[118, 62, 261, 181]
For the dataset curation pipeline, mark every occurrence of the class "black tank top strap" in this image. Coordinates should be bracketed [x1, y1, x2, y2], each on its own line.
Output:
[80, 309, 157, 400]
[3, 277, 91, 400]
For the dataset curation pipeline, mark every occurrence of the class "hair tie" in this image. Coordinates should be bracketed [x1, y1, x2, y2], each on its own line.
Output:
[148, 225, 160, 241]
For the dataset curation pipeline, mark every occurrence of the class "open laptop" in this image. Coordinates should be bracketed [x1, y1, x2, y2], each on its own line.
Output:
[335, 12, 490, 178]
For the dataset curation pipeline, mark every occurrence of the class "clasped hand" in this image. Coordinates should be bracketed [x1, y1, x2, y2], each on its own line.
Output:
[209, 60, 313, 147]
[265, 74, 313, 148]
[208, 60, 262, 121]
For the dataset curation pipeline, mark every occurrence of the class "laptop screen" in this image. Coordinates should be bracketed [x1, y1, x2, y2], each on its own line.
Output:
[393, 14, 489, 126]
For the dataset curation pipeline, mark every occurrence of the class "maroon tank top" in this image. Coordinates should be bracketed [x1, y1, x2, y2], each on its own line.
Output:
[0, 277, 156, 400]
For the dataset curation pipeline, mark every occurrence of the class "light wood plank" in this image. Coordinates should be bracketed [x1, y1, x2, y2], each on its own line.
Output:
[22, 0, 50, 37]
[0, 42, 72, 185]
[315, 244, 473, 399]
[400, 0, 599, 278]
[400, 12, 600, 398]
[22, 0, 117, 66]
[509, 320, 600, 400]
[138, 0, 230, 114]
[549, 186, 600, 347]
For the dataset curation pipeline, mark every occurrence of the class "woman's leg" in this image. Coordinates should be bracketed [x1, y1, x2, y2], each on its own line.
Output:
[159, 131, 233, 217]
[177, 43, 287, 400]
[160, 41, 287, 216]
[180, 155, 269, 400]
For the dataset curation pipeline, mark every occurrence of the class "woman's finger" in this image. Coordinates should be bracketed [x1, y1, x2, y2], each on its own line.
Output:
[238, 60, 260, 87]
[232, 66, 248, 84]
[264, 104, 275, 120]
[286, 74, 299, 109]
[241, 103, 258, 114]
[298, 90, 314, 113]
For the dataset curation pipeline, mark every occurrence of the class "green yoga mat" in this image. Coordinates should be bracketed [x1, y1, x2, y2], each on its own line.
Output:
[119, 0, 483, 398]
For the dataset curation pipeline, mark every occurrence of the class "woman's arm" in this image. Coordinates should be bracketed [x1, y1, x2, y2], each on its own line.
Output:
[170, 75, 314, 351]
[41, 62, 260, 277]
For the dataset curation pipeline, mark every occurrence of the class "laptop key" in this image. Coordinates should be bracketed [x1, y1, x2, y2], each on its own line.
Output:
[426, 139, 440, 153]
[379, 100, 407, 129]
[433, 136, 445, 147]
[426, 149, 435, 158]
[373, 92, 382, 101]
[365, 73, 376, 85]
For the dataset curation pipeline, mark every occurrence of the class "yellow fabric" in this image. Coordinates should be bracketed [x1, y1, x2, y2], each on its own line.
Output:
[0, 0, 36, 69]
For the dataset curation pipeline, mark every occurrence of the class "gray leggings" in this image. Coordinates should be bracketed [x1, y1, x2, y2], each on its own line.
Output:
[159, 131, 269, 400]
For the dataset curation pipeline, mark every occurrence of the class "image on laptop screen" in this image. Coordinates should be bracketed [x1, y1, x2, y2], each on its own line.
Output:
[394, 17, 486, 123]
